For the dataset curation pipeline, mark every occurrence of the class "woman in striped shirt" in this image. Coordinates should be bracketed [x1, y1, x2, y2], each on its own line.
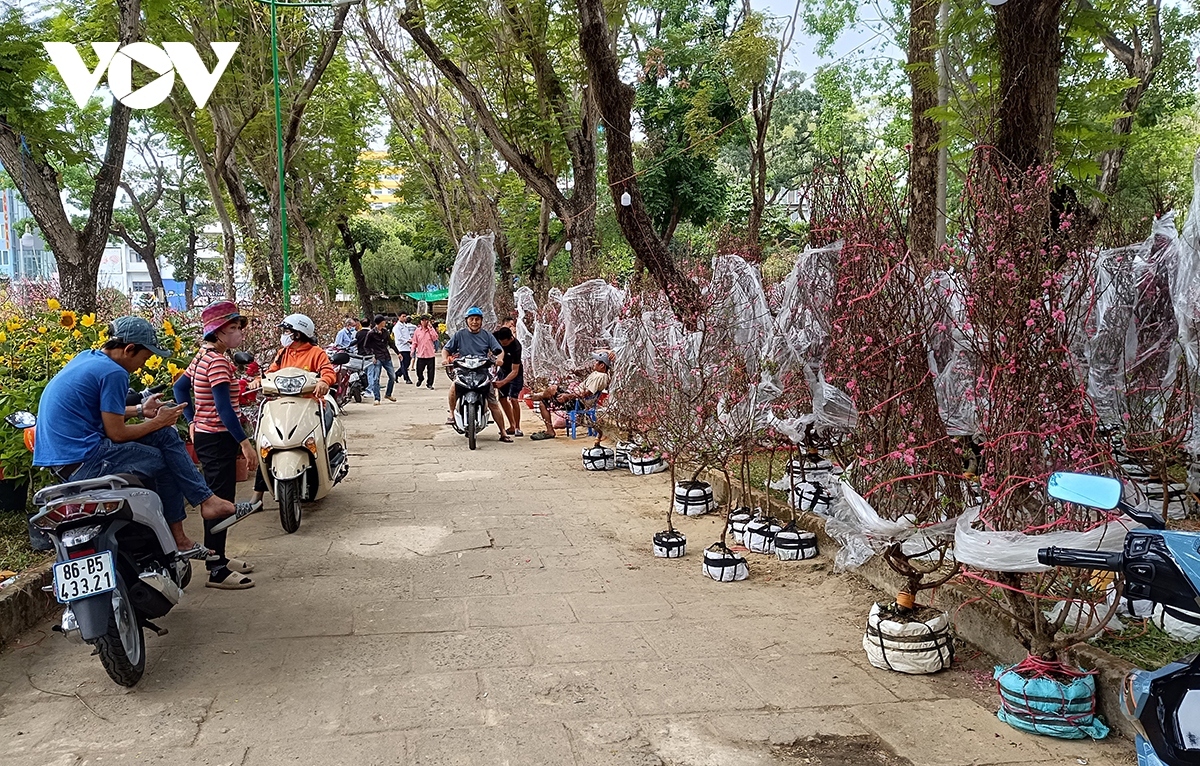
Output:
[174, 301, 261, 590]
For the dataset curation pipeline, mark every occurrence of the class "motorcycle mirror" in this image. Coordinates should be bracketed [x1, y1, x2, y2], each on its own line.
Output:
[329, 351, 350, 365]
[4, 410, 36, 429]
[232, 351, 255, 366]
[1047, 472, 1122, 510]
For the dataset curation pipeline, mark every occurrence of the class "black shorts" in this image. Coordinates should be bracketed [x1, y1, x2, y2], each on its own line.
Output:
[499, 377, 525, 399]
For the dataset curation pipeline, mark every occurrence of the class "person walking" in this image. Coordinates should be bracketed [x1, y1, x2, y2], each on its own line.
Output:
[412, 315, 439, 389]
[174, 301, 261, 590]
[493, 327, 524, 437]
[363, 314, 400, 404]
[393, 312, 415, 384]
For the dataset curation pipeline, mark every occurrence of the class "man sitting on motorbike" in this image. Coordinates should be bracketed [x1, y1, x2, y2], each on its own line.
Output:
[442, 306, 511, 443]
[528, 350, 613, 441]
[250, 313, 338, 504]
[33, 316, 238, 557]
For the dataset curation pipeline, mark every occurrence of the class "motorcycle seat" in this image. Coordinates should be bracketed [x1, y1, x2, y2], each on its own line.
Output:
[113, 473, 146, 488]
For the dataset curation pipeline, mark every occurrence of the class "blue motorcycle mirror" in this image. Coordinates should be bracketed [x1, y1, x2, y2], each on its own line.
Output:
[1047, 472, 1122, 510]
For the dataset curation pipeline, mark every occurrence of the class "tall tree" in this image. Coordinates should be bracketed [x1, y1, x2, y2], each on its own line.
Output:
[907, 0, 940, 261]
[0, 0, 139, 311]
[576, 0, 702, 324]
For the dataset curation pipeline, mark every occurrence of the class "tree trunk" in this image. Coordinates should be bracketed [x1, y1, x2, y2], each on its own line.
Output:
[908, 0, 940, 262]
[0, 0, 139, 313]
[576, 0, 702, 326]
[338, 220, 374, 320]
[220, 152, 270, 293]
[994, 0, 1066, 172]
[184, 225, 198, 310]
[174, 107, 239, 299]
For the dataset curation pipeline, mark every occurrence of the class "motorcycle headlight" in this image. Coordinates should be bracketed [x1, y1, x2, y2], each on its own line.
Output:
[275, 375, 306, 395]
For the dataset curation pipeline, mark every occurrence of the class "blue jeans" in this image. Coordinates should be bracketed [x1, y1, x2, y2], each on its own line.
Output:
[70, 427, 213, 524]
[369, 356, 396, 400]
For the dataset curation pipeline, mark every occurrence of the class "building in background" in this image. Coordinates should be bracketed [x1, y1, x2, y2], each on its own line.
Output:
[360, 151, 403, 209]
[0, 186, 54, 282]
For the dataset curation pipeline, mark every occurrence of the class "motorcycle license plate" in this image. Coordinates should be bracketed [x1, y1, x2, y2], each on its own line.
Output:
[53, 552, 116, 603]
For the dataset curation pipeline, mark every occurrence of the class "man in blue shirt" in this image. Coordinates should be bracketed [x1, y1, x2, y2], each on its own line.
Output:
[442, 306, 509, 442]
[334, 316, 359, 350]
[33, 316, 237, 556]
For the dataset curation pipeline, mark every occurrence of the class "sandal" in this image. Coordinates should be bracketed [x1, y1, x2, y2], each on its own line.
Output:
[210, 501, 264, 534]
[529, 431, 555, 441]
[225, 558, 254, 574]
[499, 434, 514, 443]
[176, 542, 214, 561]
[206, 569, 254, 590]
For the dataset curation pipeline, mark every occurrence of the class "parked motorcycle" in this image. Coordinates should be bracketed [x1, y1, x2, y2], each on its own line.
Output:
[1038, 472, 1200, 766]
[325, 346, 367, 407]
[450, 355, 494, 450]
[256, 367, 349, 533]
[4, 407, 194, 687]
[232, 351, 262, 434]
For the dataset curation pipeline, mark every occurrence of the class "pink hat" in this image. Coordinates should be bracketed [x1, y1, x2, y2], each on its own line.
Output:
[202, 301, 247, 337]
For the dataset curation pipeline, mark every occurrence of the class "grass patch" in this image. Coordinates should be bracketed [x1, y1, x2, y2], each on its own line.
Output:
[1092, 620, 1200, 669]
[0, 511, 50, 574]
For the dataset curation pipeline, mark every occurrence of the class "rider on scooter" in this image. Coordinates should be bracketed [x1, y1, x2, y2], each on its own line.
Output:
[443, 307, 510, 443]
[32, 316, 238, 558]
[250, 314, 338, 504]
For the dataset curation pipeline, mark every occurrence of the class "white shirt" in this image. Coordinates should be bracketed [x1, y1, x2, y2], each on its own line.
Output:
[393, 322, 416, 352]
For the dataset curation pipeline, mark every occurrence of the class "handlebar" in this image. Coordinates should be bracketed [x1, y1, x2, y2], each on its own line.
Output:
[1037, 546, 1125, 571]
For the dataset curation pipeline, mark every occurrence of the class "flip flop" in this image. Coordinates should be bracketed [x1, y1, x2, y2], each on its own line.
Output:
[176, 542, 214, 561]
[529, 432, 555, 441]
[225, 558, 254, 574]
[499, 434, 514, 443]
[210, 501, 264, 534]
[206, 569, 254, 590]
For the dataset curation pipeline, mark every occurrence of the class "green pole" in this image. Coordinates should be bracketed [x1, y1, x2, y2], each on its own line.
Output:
[269, 0, 291, 309]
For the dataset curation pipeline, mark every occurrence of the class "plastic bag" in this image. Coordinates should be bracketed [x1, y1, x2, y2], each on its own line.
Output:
[707, 255, 777, 376]
[1175, 151, 1200, 452]
[771, 241, 841, 373]
[824, 481, 953, 571]
[446, 233, 497, 333]
[953, 506, 1137, 574]
[560, 279, 625, 369]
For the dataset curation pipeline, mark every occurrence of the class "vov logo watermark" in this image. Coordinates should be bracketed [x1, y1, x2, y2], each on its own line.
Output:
[43, 42, 239, 110]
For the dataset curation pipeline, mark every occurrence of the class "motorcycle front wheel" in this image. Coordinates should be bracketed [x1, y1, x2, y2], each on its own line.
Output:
[466, 403, 478, 450]
[91, 577, 146, 687]
[351, 384, 362, 404]
[277, 478, 302, 533]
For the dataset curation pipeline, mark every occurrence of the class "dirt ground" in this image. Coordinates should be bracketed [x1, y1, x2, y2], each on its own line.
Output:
[0, 386, 1136, 765]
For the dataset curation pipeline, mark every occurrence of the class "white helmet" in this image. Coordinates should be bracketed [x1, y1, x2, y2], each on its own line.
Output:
[280, 313, 317, 343]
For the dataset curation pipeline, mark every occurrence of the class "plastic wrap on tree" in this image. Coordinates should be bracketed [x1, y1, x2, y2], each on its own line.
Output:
[926, 270, 978, 436]
[513, 286, 537, 354]
[1085, 214, 1182, 428]
[560, 279, 625, 368]
[446, 233, 497, 333]
[771, 241, 842, 373]
[1176, 155, 1200, 455]
[707, 255, 777, 376]
[953, 505, 1138, 573]
[825, 481, 957, 571]
[805, 364, 858, 431]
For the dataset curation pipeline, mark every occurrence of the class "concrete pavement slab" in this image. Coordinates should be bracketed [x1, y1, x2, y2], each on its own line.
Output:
[406, 722, 577, 765]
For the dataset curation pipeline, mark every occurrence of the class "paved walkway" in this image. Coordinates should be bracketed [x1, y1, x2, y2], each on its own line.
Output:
[1, 385, 1134, 765]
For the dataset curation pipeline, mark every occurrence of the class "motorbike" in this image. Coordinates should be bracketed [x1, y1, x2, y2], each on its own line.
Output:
[325, 345, 367, 407]
[450, 355, 494, 451]
[1038, 472, 1200, 766]
[256, 367, 349, 533]
[4, 402, 194, 687]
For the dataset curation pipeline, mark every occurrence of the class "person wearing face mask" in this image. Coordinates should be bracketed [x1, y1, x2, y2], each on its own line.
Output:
[248, 314, 338, 504]
[173, 302, 263, 590]
[334, 316, 360, 350]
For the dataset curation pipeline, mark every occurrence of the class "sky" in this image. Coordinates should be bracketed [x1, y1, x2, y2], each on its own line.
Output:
[752, 0, 905, 79]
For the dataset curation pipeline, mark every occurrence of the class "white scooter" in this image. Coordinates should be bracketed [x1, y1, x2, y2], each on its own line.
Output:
[255, 368, 349, 533]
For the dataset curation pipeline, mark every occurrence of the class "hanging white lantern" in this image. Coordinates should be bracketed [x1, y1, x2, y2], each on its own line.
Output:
[564, 241, 572, 252]
[620, 191, 632, 207]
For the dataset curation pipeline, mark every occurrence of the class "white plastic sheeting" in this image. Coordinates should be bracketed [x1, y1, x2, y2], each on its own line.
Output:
[771, 241, 841, 373]
[1085, 215, 1182, 427]
[953, 505, 1138, 573]
[513, 286, 537, 351]
[825, 481, 956, 571]
[1178, 151, 1200, 454]
[926, 269, 978, 436]
[446, 233, 497, 333]
[560, 279, 625, 368]
[708, 255, 777, 376]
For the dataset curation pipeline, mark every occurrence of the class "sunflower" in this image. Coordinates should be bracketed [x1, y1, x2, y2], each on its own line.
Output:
[167, 361, 181, 379]
[0, 331, 6, 343]
[36, 326, 47, 334]
[46, 298, 61, 310]
[163, 319, 175, 336]
[6, 318, 21, 332]
[144, 354, 162, 370]
[59, 310, 77, 329]
[140, 373, 155, 387]
[173, 337, 182, 353]
[72, 330, 82, 339]
[80, 313, 95, 328]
